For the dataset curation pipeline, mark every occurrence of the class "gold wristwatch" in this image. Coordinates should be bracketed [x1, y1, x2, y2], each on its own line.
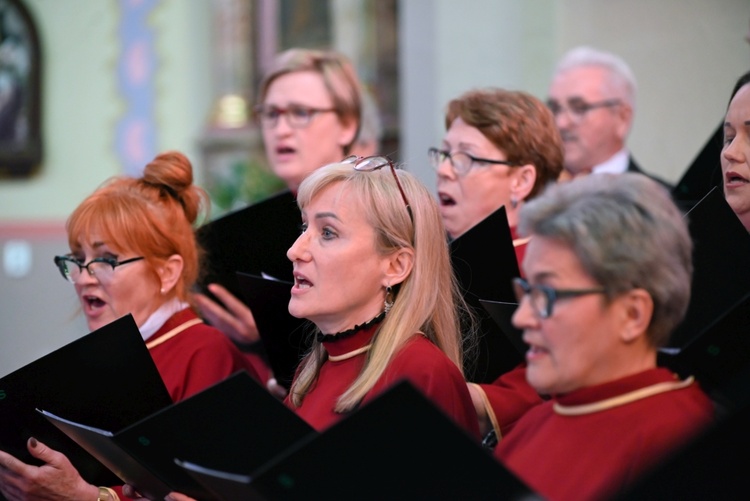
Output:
[97, 486, 120, 501]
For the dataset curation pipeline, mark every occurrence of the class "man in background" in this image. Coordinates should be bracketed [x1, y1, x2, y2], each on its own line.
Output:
[547, 46, 671, 188]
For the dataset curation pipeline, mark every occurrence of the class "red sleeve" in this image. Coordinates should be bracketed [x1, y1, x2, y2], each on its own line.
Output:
[367, 337, 481, 440]
[478, 363, 543, 438]
[150, 324, 262, 401]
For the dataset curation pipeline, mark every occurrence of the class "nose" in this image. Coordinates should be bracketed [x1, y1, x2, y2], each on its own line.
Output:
[554, 108, 575, 131]
[511, 295, 539, 331]
[287, 231, 311, 263]
[435, 156, 457, 180]
[723, 135, 746, 165]
[73, 265, 98, 285]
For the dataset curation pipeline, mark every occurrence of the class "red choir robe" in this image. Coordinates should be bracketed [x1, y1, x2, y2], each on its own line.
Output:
[472, 363, 543, 439]
[113, 307, 260, 500]
[495, 368, 714, 501]
[286, 322, 480, 440]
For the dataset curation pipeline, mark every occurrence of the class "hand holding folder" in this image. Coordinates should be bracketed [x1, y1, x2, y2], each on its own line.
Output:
[0, 314, 172, 487]
[40, 371, 315, 500]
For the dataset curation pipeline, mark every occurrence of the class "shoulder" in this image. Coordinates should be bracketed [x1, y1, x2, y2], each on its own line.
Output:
[382, 335, 464, 385]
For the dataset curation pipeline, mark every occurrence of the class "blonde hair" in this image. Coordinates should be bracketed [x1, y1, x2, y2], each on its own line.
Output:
[66, 151, 209, 304]
[288, 162, 469, 412]
[257, 48, 363, 155]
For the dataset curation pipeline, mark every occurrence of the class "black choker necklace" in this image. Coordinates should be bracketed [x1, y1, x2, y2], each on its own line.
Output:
[317, 312, 386, 343]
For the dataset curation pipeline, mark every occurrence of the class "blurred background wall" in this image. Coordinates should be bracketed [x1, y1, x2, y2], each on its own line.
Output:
[1, 0, 747, 376]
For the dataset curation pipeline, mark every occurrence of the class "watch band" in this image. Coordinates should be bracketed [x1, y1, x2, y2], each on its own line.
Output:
[97, 486, 120, 501]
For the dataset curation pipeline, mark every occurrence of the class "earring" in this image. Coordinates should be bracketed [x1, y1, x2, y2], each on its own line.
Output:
[160, 288, 166, 295]
[510, 196, 518, 209]
[384, 286, 394, 314]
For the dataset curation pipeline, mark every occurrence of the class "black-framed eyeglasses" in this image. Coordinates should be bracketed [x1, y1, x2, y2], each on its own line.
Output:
[545, 98, 621, 122]
[253, 104, 336, 129]
[428, 147, 517, 176]
[53, 255, 145, 284]
[512, 277, 607, 319]
[344, 155, 414, 223]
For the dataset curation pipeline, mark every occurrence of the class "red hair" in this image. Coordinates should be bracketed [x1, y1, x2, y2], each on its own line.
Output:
[66, 151, 209, 303]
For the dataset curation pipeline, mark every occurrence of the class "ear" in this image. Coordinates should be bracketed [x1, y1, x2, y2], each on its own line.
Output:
[615, 102, 634, 140]
[158, 254, 184, 295]
[382, 248, 414, 287]
[510, 163, 537, 202]
[337, 118, 359, 152]
[617, 288, 653, 343]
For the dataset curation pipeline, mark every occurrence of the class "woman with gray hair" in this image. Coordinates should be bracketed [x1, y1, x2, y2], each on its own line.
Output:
[494, 173, 714, 501]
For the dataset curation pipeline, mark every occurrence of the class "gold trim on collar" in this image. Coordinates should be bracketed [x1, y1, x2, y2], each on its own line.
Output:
[146, 318, 203, 350]
[553, 376, 694, 416]
[513, 236, 531, 248]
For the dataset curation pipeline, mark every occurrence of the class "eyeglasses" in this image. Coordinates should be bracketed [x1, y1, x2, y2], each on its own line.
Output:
[545, 98, 621, 123]
[254, 104, 336, 129]
[428, 147, 517, 176]
[512, 277, 607, 319]
[343, 155, 413, 223]
[53, 255, 145, 284]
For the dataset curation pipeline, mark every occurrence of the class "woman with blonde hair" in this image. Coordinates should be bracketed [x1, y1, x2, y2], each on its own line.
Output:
[284, 157, 478, 431]
[195, 48, 368, 380]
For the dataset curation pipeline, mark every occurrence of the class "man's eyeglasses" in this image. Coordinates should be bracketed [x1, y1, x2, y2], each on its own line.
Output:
[545, 98, 621, 123]
[428, 147, 517, 176]
[512, 277, 607, 319]
[343, 155, 413, 223]
[254, 104, 336, 129]
[53, 255, 144, 284]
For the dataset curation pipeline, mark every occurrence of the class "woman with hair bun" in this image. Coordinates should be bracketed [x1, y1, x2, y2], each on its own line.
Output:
[0, 151, 260, 501]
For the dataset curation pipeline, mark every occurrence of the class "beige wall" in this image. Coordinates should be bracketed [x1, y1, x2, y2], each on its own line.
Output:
[556, 0, 749, 183]
[1, 0, 748, 375]
[0, 0, 213, 375]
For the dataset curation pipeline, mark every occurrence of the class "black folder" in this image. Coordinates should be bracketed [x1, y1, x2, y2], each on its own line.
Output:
[40, 371, 315, 501]
[668, 187, 750, 347]
[0, 314, 172, 487]
[176, 381, 537, 501]
[658, 188, 750, 412]
[450, 206, 524, 383]
[235, 272, 310, 389]
[479, 300, 526, 356]
[196, 190, 301, 302]
[671, 122, 723, 213]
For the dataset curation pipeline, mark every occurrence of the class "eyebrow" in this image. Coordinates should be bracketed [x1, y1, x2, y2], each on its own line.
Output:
[724, 120, 750, 127]
[314, 212, 341, 221]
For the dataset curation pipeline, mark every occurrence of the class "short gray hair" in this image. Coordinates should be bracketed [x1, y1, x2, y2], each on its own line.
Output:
[555, 46, 637, 110]
[518, 173, 692, 347]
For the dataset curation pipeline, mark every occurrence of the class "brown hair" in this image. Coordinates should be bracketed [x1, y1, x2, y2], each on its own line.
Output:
[66, 151, 209, 303]
[445, 88, 563, 199]
[257, 48, 363, 155]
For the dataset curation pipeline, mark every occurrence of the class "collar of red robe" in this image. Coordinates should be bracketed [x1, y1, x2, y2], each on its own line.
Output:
[316, 311, 386, 343]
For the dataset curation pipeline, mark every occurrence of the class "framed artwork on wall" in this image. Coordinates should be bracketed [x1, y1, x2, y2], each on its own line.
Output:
[0, 0, 42, 178]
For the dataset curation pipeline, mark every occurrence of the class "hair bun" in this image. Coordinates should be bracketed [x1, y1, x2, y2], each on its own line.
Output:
[141, 151, 208, 224]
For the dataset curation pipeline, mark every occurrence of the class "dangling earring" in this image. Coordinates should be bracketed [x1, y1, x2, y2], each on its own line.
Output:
[510, 196, 519, 209]
[384, 286, 394, 314]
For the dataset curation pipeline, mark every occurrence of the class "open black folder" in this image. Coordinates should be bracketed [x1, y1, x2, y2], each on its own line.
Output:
[235, 272, 310, 389]
[196, 190, 301, 303]
[479, 300, 525, 357]
[450, 206, 524, 383]
[40, 371, 315, 501]
[657, 188, 750, 412]
[175, 381, 536, 501]
[0, 314, 171, 487]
